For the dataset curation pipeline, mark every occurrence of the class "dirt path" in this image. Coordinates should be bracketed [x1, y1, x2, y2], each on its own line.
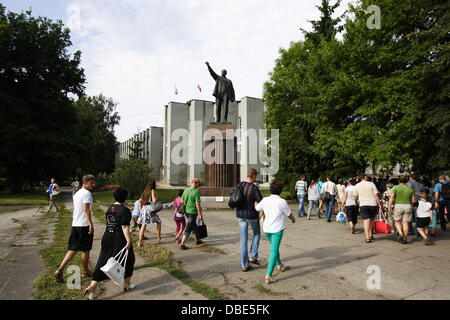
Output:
[77, 203, 205, 300]
[0, 205, 56, 299]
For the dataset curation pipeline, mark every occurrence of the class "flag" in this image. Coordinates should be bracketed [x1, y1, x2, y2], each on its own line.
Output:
[197, 84, 202, 93]
[174, 86, 178, 95]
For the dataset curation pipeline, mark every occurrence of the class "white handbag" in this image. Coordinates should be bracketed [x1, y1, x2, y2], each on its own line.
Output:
[100, 246, 128, 285]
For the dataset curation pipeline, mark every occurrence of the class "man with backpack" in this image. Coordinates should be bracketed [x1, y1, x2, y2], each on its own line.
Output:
[434, 176, 450, 231]
[232, 168, 263, 272]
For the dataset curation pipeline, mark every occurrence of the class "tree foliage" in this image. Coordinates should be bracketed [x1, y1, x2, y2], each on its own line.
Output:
[73, 95, 120, 175]
[0, 6, 121, 191]
[264, 0, 450, 183]
[0, 5, 85, 192]
[112, 158, 153, 199]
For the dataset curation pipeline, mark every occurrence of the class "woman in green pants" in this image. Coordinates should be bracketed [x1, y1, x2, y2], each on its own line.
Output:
[255, 181, 296, 284]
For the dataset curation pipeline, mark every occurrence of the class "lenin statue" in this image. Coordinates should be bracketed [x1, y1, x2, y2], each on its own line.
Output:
[205, 61, 235, 123]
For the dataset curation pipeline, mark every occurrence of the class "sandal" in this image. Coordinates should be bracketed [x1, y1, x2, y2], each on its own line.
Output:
[54, 270, 64, 283]
[180, 244, 189, 250]
[365, 239, 372, 243]
[265, 276, 277, 284]
[82, 270, 93, 278]
[276, 264, 290, 272]
[83, 288, 95, 300]
[124, 284, 136, 292]
[249, 259, 261, 265]
[241, 265, 253, 272]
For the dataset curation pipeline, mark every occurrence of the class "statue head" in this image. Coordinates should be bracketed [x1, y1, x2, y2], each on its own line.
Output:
[221, 69, 227, 77]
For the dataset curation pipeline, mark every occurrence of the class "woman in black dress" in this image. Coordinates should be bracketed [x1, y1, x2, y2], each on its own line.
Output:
[84, 188, 136, 300]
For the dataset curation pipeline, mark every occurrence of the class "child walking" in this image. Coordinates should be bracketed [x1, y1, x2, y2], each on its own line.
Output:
[172, 189, 186, 243]
[416, 192, 433, 246]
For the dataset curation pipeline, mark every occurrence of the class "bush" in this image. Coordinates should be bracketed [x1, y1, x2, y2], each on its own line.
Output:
[112, 158, 153, 199]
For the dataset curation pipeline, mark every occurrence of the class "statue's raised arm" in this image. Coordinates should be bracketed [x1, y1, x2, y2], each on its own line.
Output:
[205, 61, 218, 81]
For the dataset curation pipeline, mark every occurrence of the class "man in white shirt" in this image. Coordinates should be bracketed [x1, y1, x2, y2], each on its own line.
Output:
[321, 177, 337, 222]
[54, 174, 96, 283]
[354, 175, 383, 243]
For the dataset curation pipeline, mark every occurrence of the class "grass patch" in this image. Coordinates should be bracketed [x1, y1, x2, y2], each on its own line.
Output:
[200, 245, 226, 255]
[233, 285, 245, 293]
[133, 234, 226, 300]
[93, 189, 179, 205]
[0, 191, 48, 205]
[36, 229, 49, 245]
[7, 258, 17, 263]
[253, 283, 290, 296]
[33, 203, 102, 300]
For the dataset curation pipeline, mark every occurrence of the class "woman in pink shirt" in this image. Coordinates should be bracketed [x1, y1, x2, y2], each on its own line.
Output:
[172, 189, 186, 243]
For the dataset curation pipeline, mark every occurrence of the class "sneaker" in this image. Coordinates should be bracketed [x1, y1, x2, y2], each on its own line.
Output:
[249, 259, 261, 265]
[402, 237, 408, 244]
[180, 244, 189, 250]
[397, 235, 403, 243]
[425, 238, 432, 246]
[196, 240, 204, 245]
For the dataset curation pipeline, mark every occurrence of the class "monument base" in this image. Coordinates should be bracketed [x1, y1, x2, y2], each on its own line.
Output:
[203, 123, 240, 197]
[200, 187, 234, 197]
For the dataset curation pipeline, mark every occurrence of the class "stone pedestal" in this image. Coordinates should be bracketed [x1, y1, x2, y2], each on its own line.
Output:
[201, 123, 240, 196]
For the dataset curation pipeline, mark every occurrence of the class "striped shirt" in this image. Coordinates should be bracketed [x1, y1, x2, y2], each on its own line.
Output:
[296, 180, 308, 196]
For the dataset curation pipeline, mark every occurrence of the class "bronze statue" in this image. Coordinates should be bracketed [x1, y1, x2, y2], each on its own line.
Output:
[205, 61, 235, 123]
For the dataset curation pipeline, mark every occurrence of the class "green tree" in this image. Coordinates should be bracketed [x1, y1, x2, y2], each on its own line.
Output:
[265, 0, 450, 180]
[112, 158, 153, 199]
[302, 0, 343, 43]
[264, 0, 348, 182]
[0, 5, 85, 192]
[73, 95, 120, 176]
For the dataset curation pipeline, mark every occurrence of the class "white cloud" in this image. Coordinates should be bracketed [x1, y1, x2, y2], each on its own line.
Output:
[66, 0, 352, 141]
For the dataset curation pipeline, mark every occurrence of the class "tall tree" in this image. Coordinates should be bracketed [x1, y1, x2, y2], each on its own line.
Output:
[73, 95, 120, 176]
[264, 0, 347, 181]
[302, 0, 343, 43]
[0, 5, 85, 192]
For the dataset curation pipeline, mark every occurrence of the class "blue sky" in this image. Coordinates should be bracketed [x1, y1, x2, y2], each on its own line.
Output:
[1, 0, 353, 141]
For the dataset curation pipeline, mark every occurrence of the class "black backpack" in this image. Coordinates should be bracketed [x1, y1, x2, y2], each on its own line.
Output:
[228, 182, 244, 209]
[442, 183, 450, 201]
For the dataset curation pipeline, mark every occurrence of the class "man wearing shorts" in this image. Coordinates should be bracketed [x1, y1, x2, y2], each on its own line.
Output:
[389, 175, 415, 244]
[354, 175, 382, 243]
[54, 174, 96, 283]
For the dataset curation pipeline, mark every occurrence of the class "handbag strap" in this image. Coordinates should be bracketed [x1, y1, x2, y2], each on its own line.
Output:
[114, 246, 127, 261]
[118, 247, 129, 266]
[377, 208, 387, 221]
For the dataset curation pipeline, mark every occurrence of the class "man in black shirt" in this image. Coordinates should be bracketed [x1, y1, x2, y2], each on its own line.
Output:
[236, 168, 263, 272]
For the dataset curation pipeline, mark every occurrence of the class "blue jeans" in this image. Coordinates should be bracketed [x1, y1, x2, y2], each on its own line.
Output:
[308, 200, 320, 218]
[325, 197, 335, 222]
[297, 194, 306, 216]
[238, 218, 260, 268]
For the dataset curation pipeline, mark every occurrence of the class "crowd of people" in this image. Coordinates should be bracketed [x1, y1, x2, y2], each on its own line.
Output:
[294, 174, 450, 244]
[48, 170, 449, 299]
